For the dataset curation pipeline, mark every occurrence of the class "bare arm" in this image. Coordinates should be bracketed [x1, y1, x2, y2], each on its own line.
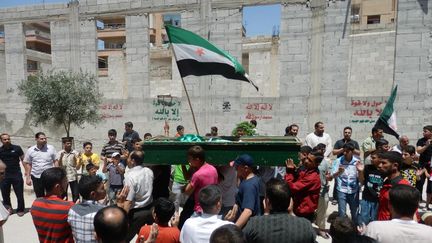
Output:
[183, 183, 194, 196]
[235, 208, 253, 228]
[332, 148, 344, 156]
[417, 140, 430, 154]
[116, 164, 125, 175]
[102, 158, 108, 173]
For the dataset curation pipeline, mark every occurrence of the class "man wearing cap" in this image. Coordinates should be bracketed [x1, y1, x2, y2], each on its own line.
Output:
[102, 152, 125, 205]
[228, 154, 261, 228]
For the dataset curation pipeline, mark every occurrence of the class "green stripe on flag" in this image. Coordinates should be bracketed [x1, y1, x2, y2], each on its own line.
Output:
[165, 25, 245, 74]
[379, 86, 397, 122]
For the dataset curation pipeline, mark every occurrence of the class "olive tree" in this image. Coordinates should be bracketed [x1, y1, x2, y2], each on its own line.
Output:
[18, 70, 103, 138]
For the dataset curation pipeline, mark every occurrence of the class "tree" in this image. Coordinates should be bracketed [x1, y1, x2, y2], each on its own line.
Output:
[232, 121, 256, 136]
[18, 70, 103, 138]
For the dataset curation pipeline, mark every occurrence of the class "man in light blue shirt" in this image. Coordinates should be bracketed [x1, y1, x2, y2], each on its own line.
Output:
[331, 142, 362, 222]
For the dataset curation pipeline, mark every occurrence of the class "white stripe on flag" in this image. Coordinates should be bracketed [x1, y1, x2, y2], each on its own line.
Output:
[173, 43, 235, 67]
[388, 112, 397, 131]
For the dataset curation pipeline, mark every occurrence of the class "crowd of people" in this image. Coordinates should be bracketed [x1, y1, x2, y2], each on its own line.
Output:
[1, 121, 432, 242]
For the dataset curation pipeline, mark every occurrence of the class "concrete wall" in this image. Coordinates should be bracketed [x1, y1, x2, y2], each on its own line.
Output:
[0, 0, 430, 155]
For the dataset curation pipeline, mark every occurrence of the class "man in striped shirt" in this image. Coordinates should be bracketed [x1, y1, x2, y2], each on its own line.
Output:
[30, 167, 74, 243]
[100, 129, 126, 163]
[68, 175, 106, 243]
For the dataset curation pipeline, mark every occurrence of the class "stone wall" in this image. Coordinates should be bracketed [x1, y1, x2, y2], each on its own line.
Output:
[0, 0, 430, 154]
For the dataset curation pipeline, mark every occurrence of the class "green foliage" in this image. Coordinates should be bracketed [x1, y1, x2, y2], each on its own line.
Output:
[232, 121, 256, 136]
[17, 70, 103, 137]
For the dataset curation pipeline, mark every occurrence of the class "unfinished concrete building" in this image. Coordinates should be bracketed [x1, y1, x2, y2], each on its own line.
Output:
[0, 0, 430, 150]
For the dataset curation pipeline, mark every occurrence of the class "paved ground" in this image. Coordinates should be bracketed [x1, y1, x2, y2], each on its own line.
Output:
[2, 181, 429, 242]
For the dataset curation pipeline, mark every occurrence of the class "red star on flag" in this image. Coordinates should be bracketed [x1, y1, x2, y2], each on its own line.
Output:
[195, 48, 205, 56]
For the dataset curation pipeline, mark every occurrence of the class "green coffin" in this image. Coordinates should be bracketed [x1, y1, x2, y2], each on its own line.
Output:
[142, 136, 301, 166]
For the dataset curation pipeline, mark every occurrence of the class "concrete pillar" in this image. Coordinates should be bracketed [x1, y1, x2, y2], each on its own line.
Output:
[51, 20, 72, 71]
[125, 14, 150, 99]
[4, 22, 26, 92]
[79, 18, 97, 75]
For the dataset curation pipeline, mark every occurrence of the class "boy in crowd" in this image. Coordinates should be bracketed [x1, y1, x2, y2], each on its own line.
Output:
[77, 142, 100, 176]
[136, 198, 180, 243]
[57, 138, 80, 202]
[331, 143, 362, 223]
[401, 145, 420, 187]
[357, 151, 383, 225]
[285, 151, 322, 221]
[377, 151, 410, 221]
[314, 144, 332, 238]
[182, 146, 218, 213]
[230, 154, 261, 228]
[68, 175, 106, 243]
[102, 152, 125, 205]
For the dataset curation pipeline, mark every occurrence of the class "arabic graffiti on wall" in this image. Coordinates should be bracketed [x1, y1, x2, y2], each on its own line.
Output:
[152, 98, 182, 121]
[349, 98, 385, 124]
[99, 103, 124, 119]
[245, 103, 273, 120]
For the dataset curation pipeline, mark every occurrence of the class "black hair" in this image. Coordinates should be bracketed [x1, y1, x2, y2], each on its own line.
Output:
[378, 151, 403, 170]
[153, 197, 175, 224]
[371, 126, 382, 134]
[86, 163, 96, 171]
[130, 151, 144, 166]
[403, 145, 416, 155]
[176, 125, 184, 132]
[187, 145, 205, 162]
[108, 129, 117, 136]
[210, 224, 246, 243]
[329, 216, 356, 243]
[310, 151, 324, 165]
[62, 137, 72, 143]
[375, 138, 389, 149]
[199, 185, 221, 214]
[343, 126, 352, 131]
[79, 175, 103, 200]
[132, 138, 142, 144]
[343, 142, 355, 151]
[41, 167, 66, 192]
[83, 141, 93, 148]
[125, 121, 133, 128]
[144, 133, 152, 138]
[35, 132, 46, 139]
[250, 120, 257, 127]
[265, 178, 291, 212]
[94, 206, 128, 243]
[314, 121, 323, 129]
[423, 125, 432, 132]
[389, 184, 420, 218]
[299, 145, 313, 154]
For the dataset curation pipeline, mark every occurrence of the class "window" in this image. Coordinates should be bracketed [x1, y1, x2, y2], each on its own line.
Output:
[367, 15, 380, 24]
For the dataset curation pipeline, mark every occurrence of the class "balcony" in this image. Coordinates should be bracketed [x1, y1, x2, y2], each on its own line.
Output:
[97, 23, 126, 39]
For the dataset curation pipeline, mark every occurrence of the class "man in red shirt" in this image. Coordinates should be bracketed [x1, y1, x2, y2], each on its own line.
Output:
[285, 151, 323, 221]
[377, 151, 411, 220]
[30, 167, 74, 243]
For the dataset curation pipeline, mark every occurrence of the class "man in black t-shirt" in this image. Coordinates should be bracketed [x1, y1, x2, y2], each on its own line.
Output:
[416, 125, 432, 200]
[0, 133, 25, 216]
[401, 145, 420, 187]
[357, 151, 383, 225]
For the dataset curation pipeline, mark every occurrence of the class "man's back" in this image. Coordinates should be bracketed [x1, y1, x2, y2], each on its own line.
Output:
[180, 214, 232, 243]
[365, 219, 432, 243]
[68, 201, 105, 243]
[243, 213, 316, 243]
[31, 195, 74, 243]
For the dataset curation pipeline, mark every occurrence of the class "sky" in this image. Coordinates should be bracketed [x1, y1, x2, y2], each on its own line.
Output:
[0, 1, 280, 37]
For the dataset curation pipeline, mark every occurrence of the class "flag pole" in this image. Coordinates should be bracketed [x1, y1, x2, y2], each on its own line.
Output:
[180, 76, 200, 135]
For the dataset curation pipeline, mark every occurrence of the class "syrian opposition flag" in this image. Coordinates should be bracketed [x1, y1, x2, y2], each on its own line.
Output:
[375, 85, 399, 139]
[165, 25, 258, 91]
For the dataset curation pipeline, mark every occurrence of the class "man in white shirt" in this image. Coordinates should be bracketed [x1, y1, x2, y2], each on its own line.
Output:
[180, 185, 232, 243]
[23, 132, 57, 197]
[123, 151, 154, 242]
[304, 122, 333, 158]
[365, 184, 432, 243]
